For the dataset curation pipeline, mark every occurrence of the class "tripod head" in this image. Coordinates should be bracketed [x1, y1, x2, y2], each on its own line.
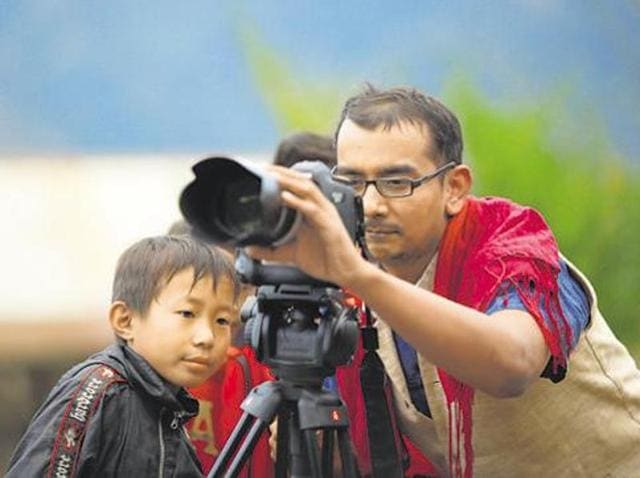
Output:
[236, 250, 359, 385]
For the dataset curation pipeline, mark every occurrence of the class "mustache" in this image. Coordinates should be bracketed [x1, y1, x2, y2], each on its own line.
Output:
[363, 220, 401, 233]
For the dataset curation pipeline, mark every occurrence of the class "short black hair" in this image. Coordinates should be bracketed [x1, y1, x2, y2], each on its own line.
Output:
[111, 235, 239, 316]
[335, 84, 463, 166]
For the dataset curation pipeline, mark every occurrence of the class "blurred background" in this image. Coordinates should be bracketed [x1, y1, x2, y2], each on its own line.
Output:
[1, 0, 638, 469]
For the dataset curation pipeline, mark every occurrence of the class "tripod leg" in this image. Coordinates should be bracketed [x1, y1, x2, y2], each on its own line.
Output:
[226, 417, 271, 478]
[336, 427, 359, 478]
[209, 412, 255, 478]
[303, 429, 322, 478]
[321, 430, 334, 478]
[274, 410, 290, 478]
[287, 411, 314, 478]
[209, 381, 284, 478]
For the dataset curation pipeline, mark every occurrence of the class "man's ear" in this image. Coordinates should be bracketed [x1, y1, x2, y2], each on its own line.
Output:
[109, 301, 135, 343]
[444, 164, 472, 216]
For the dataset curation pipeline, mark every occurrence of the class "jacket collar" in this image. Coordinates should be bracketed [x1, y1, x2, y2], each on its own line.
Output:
[99, 342, 199, 419]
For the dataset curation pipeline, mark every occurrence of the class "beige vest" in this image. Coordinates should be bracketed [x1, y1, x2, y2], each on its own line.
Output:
[376, 256, 640, 477]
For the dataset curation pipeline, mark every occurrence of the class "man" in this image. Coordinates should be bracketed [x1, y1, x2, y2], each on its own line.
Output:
[247, 85, 640, 477]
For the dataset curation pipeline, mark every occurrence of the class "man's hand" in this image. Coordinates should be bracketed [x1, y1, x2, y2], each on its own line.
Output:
[268, 419, 278, 462]
[245, 166, 369, 288]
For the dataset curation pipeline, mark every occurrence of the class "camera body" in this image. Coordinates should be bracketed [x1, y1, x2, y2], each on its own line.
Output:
[180, 156, 363, 248]
[180, 157, 364, 382]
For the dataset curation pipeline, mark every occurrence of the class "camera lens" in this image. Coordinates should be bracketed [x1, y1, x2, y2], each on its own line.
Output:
[180, 157, 300, 246]
[221, 176, 262, 236]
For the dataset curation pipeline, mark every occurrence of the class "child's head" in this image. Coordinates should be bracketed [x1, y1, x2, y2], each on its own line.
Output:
[109, 235, 240, 388]
[167, 219, 256, 345]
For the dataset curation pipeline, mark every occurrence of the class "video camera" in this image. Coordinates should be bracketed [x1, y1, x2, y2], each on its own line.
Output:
[179, 156, 364, 382]
[179, 156, 361, 249]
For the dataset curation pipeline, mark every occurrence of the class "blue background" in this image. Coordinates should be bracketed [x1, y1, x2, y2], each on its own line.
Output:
[0, 1, 638, 159]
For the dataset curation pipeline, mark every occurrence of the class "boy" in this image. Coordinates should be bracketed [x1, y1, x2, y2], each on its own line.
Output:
[168, 219, 274, 477]
[6, 235, 239, 477]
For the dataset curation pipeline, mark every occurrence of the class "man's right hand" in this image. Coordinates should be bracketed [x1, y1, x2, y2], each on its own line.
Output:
[268, 419, 278, 462]
[245, 166, 372, 289]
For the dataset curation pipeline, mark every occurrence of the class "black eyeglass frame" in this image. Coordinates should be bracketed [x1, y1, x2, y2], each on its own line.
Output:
[330, 161, 457, 198]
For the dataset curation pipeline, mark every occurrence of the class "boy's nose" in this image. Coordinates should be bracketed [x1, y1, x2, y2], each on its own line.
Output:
[192, 322, 215, 348]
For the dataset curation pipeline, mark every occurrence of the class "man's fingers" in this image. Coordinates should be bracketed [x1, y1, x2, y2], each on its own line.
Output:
[245, 244, 296, 264]
[272, 170, 327, 203]
[269, 419, 278, 461]
[265, 164, 311, 179]
[245, 245, 282, 262]
[280, 191, 321, 220]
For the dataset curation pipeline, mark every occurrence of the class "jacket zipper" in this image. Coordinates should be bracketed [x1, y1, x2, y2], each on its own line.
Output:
[158, 408, 166, 478]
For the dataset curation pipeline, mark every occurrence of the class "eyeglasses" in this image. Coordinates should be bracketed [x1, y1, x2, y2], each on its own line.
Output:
[331, 161, 456, 198]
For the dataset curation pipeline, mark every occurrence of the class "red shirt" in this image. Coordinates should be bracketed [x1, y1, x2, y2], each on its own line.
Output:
[188, 346, 274, 477]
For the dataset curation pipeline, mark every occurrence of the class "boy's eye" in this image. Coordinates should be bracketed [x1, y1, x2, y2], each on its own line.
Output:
[216, 317, 230, 326]
[177, 310, 195, 319]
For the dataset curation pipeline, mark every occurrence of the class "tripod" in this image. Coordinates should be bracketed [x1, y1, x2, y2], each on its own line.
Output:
[208, 379, 358, 478]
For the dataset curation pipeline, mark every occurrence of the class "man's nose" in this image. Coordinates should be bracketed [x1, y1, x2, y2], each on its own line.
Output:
[362, 182, 387, 218]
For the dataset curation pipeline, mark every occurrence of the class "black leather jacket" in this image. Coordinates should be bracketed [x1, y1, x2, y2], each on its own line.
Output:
[6, 342, 203, 477]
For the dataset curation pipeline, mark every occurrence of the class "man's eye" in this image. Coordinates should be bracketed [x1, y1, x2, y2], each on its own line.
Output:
[381, 178, 409, 187]
[216, 317, 230, 326]
[177, 310, 195, 319]
[379, 178, 410, 193]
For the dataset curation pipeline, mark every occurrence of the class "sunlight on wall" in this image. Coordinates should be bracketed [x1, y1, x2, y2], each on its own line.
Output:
[0, 153, 268, 325]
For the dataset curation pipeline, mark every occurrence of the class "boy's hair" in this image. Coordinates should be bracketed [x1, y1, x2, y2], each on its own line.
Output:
[112, 235, 240, 316]
[335, 84, 464, 166]
[167, 219, 236, 258]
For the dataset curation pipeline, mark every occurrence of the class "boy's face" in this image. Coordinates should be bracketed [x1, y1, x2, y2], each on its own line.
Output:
[128, 268, 234, 388]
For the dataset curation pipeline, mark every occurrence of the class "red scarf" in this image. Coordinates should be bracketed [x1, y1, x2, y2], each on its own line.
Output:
[338, 196, 572, 477]
[434, 196, 571, 477]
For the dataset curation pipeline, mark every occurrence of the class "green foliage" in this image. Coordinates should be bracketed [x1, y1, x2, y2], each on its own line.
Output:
[447, 82, 640, 356]
[238, 29, 640, 356]
[236, 25, 341, 135]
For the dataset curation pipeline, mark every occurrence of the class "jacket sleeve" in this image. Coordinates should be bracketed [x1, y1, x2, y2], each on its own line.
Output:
[6, 369, 85, 477]
[5, 365, 126, 478]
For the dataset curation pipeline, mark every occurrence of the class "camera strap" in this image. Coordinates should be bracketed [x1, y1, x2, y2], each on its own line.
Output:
[359, 305, 405, 478]
[47, 364, 126, 478]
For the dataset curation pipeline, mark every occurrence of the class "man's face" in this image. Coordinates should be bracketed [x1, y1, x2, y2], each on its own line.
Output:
[336, 119, 450, 281]
[128, 268, 234, 388]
